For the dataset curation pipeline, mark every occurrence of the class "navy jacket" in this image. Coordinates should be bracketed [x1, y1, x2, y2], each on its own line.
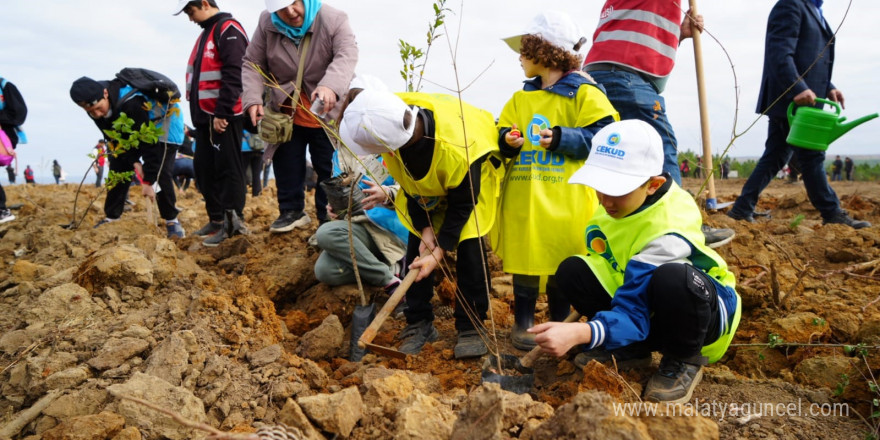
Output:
[756, 0, 836, 118]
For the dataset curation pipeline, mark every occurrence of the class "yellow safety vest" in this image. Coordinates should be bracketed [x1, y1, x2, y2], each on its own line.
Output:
[492, 83, 618, 275]
[582, 184, 741, 363]
[383, 93, 502, 243]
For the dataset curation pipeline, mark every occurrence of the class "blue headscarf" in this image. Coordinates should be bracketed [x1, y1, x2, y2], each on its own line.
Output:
[271, 0, 322, 44]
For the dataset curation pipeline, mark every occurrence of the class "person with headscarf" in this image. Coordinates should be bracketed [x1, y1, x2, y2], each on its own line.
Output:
[242, 0, 358, 233]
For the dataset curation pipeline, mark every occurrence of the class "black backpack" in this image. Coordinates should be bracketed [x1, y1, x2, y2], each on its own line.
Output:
[115, 67, 181, 106]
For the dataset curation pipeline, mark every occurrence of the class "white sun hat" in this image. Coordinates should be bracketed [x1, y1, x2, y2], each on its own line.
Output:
[339, 89, 419, 155]
[502, 10, 588, 61]
[569, 120, 664, 196]
[265, 0, 294, 13]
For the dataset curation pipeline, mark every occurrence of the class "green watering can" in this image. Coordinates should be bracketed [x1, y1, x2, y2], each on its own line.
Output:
[787, 98, 878, 151]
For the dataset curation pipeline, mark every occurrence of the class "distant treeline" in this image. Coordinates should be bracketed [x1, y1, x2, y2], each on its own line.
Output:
[678, 151, 880, 181]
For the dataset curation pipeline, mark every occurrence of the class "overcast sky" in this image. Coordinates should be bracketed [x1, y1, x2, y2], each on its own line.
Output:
[2, 0, 878, 180]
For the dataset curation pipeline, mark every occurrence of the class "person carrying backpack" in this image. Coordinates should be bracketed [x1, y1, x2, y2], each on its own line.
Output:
[24, 165, 34, 184]
[0, 76, 27, 223]
[69, 72, 186, 238]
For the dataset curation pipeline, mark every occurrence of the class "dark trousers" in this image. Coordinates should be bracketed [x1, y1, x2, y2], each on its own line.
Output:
[272, 127, 333, 219]
[106, 143, 179, 220]
[556, 257, 721, 361]
[262, 162, 272, 188]
[194, 118, 245, 221]
[513, 274, 570, 322]
[403, 234, 490, 332]
[0, 182, 6, 209]
[730, 117, 841, 220]
[173, 157, 195, 191]
[242, 151, 263, 196]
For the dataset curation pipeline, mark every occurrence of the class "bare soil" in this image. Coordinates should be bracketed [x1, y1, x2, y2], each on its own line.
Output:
[1, 175, 879, 439]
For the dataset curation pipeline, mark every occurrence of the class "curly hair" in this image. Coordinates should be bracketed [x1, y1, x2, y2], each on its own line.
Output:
[520, 34, 582, 72]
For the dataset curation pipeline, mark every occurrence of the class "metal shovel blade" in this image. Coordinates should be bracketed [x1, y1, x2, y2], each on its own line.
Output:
[481, 354, 535, 394]
[363, 341, 409, 360]
[349, 303, 376, 362]
[481, 311, 581, 394]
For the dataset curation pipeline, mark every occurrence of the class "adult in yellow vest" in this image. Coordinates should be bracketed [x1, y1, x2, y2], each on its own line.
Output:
[339, 85, 502, 359]
[495, 11, 618, 350]
[529, 120, 741, 404]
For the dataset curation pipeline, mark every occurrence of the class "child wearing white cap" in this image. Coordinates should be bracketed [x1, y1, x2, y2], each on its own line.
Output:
[494, 11, 618, 350]
[339, 86, 503, 359]
[528, 120, 741, 404]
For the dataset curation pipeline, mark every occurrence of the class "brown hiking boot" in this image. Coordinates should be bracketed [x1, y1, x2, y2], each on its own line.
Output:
[643, 356, 704, 404]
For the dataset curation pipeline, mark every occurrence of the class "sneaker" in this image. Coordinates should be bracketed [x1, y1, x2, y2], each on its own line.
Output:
[397, 319, 439, 355]
[0, 209, 15, 224]
[824, 211, 871, 229]
[574, 344, 652, 370]
[643, 356, 704, 404]
[384, 278, 402, 296]
[702, 225, 735, 249]
[202, 228, 228, 247]
[393, 257, 406, 279]
[454, 329, 488, 359]
[270, 210, 311, 233]
[204, 211, 246, 247]
[166, 221, 186, 239]
[726, 210, 755, 223]
[193, 221, 223, 237]
[94, 217, 116, 228]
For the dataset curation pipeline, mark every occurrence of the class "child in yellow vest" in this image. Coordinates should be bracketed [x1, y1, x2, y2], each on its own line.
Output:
[529, 120, 741, 404]
[495, 11, 618, 349]
[339, 83, 502, 359]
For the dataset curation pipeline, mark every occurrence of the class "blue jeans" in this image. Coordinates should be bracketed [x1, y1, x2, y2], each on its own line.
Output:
[273, 126, 333, 218]
[729, 117, 840, 220]
[588, 70, 682, 185]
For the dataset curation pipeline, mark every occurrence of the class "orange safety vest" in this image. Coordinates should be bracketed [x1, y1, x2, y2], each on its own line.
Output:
[186, 19, 246, 115]
[584, 0, 681, 78]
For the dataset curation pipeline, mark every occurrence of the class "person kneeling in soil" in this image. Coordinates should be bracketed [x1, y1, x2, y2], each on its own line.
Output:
[339, 84, 502, 359]
[529, 120, 741, 404]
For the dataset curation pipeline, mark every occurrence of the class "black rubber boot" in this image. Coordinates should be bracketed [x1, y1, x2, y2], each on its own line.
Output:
[511, 286, 538, 350]
[546, 282, 571, 322]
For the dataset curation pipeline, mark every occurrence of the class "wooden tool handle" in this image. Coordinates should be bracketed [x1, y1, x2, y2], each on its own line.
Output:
[519, 311, 582, 368]
[357, 255, 424, 349]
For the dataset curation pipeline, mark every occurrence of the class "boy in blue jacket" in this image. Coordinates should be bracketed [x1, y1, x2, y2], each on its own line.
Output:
[529, 120, 741, 404]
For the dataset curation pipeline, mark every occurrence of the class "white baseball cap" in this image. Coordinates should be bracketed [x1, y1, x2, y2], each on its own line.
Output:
[172, 0, 191, 15]
[339, 89, 419, 155]
[265, 0, 294, 13]
[503, 11, 588, 62]
[569, 120, 664, 196]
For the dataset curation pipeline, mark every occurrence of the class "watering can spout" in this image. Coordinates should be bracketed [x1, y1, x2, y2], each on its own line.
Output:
[787, 98, 879, 151]
[832, 113, 879, 143]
